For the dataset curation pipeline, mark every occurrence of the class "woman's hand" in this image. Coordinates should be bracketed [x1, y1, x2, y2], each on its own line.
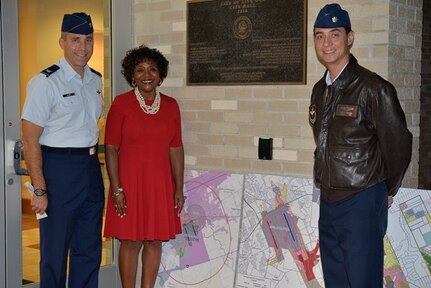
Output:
[113, 190, 126, 217]
[175, 190, 184, 215]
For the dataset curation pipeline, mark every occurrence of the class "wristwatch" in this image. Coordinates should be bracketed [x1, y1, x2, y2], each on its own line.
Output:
[34, 188, 47, 196]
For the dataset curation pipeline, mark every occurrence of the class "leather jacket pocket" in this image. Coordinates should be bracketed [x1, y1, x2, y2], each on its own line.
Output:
[329, 147, 368, 189]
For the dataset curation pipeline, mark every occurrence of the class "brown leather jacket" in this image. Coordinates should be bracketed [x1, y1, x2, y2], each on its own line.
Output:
[309, 55, 412, 202]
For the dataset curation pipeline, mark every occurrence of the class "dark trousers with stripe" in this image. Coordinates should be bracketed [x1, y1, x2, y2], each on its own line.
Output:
[319, 182, 388, 288]
[39, 151, 104, 288]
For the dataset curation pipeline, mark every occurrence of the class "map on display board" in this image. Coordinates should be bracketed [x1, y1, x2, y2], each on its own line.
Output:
[236, 174, 323, 288]
[155, 171, 431, 288]
[156, 171, 244, 288]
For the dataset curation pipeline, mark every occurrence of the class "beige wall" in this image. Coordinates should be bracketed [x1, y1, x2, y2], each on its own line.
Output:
[131, 0, 421, 188]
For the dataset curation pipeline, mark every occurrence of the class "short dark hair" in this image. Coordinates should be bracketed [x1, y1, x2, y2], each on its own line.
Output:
[121, 45, 169, 87]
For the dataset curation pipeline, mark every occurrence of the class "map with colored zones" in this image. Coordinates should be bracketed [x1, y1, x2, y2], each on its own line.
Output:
[156, 171, 244, 288]
[237, 174, 323, 288]
[155, 171, 431, 288]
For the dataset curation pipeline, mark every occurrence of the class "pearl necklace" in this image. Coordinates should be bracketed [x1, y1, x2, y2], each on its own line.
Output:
[134, 87, 161, 114]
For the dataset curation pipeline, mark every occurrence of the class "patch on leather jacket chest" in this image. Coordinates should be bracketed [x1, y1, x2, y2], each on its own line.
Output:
[336, 104, 358, 118]
[309, 104, 316, 124]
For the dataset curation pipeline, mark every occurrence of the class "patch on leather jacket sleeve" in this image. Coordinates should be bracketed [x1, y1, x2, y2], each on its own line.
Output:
[309, 104, 316, 124]
[336, 104, 358, 118]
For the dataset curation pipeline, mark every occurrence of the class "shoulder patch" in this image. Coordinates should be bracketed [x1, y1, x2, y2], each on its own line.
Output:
[41, 64, 60, 77]
[90, 68, 102, 77]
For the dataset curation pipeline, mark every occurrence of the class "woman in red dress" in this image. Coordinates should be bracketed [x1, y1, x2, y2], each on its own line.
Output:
[103, 45, 184, 288]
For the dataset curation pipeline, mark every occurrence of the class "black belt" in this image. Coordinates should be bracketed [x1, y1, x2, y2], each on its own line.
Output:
[41, 145, 97, 155]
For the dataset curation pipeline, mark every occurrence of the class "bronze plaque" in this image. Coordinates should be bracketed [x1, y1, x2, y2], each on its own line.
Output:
[187, 0, 307, 85]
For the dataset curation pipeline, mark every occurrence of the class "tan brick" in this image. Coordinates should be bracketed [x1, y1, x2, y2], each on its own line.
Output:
[238, 100, 269, 111]
[196, 156, 223, 167]
[224, 112, 253, 123]
[268, 101, 298, 112]
[133, 3, 147, 13]
[284, 138, 316, 150]
[297, 151, 315, 163]
[173, 21, 186, 32]
[283, 163, 313, 176]
[182, 111, 197, 121]
[273, 150, 298, 161]
[267, 125, 300, 138]
[184, 143, 209, 156]
[211, 100, 238, 110]
[197, 134, 224, 145]
[211, 145, 238, 157]
[223, 159, 252, 170]
[225, 135, 253, 146]
[253, 112, 283, 123]
[210, 122, 239, 134]
[185, 155, 197, 166]
[372, 17, 390, 31]
[196, 111, 223, 122]
[254, 88, 282, 98]
[160, 11, 184, 22]
[372, 46, 388, 58]
[252, 160, 283, 174]
[160, 32, 185, 44]
[226, 88, 253, 98]
[184, 122, 210, 133]
[136, 34, 159, 44]
[238, 147, 258, 159]
[181, 99, 210, 110]
[238, 124, 269, 136]
[148, 1, 170, 10]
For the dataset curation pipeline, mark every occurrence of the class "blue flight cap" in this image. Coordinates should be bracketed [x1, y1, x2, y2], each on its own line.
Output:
[61, 12, 93, 35]
[314, 3, 351, 29]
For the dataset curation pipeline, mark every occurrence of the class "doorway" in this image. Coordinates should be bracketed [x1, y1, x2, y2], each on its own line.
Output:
[1, 0, 132, 287]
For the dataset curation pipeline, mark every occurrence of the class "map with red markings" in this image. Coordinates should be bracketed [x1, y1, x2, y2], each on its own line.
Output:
[154, 171, 431, 288]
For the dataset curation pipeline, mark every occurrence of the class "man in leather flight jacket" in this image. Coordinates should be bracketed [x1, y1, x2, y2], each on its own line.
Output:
[309, 4, 412, 288]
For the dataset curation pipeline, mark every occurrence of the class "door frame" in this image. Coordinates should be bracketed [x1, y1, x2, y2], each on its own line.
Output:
[2, 0, 23, 286]
[1, 0, 132, 286]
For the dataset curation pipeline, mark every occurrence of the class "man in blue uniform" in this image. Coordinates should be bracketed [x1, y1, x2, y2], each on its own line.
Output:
[309, 3, 412, 287]
[22, 12, 104, 288]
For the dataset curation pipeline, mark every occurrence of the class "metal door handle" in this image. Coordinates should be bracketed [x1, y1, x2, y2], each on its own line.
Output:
[14, 140, 29, 176]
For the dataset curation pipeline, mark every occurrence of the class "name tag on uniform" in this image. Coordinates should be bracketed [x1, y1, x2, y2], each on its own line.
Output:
[62, 93, 75, 97]
[336, 104, 358, 118]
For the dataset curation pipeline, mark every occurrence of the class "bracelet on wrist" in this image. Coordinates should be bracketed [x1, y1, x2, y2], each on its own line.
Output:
[111, 187, 124, 197]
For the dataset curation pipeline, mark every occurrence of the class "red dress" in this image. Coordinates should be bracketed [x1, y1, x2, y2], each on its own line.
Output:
[103, 90, 182, 241]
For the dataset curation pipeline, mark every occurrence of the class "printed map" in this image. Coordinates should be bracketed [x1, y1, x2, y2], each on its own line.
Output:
[236, 174, 323, 288]
[385, 188, 431, 287]
[156, 171, 244, 288]
[155, 171, 431, 287]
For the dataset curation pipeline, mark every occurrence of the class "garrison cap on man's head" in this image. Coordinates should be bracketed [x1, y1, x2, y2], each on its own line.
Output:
[61, 12, 93, 35]
[314, 3, 351, 29]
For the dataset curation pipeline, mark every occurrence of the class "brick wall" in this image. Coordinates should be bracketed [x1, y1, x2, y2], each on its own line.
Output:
[420, 0, 430, 188]
[387, 0, 422, 188]
[132, 0, 420, 188]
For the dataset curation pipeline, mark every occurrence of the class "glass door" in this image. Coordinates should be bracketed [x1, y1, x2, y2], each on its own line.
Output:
[1, 0, 132, 286]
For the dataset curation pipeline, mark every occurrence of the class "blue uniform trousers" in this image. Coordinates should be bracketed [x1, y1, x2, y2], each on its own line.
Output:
[39, 151, 104, 288]
[319, 182, 388, 288]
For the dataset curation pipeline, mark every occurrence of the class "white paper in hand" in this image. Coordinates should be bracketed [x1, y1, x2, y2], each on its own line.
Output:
[24, 181, 48, 220]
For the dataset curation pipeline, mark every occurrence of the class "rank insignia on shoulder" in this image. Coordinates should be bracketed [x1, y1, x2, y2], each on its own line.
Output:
[41, 64, 60, 77]
[309, 104, 316, 125]
[90, 68, 102, 77]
